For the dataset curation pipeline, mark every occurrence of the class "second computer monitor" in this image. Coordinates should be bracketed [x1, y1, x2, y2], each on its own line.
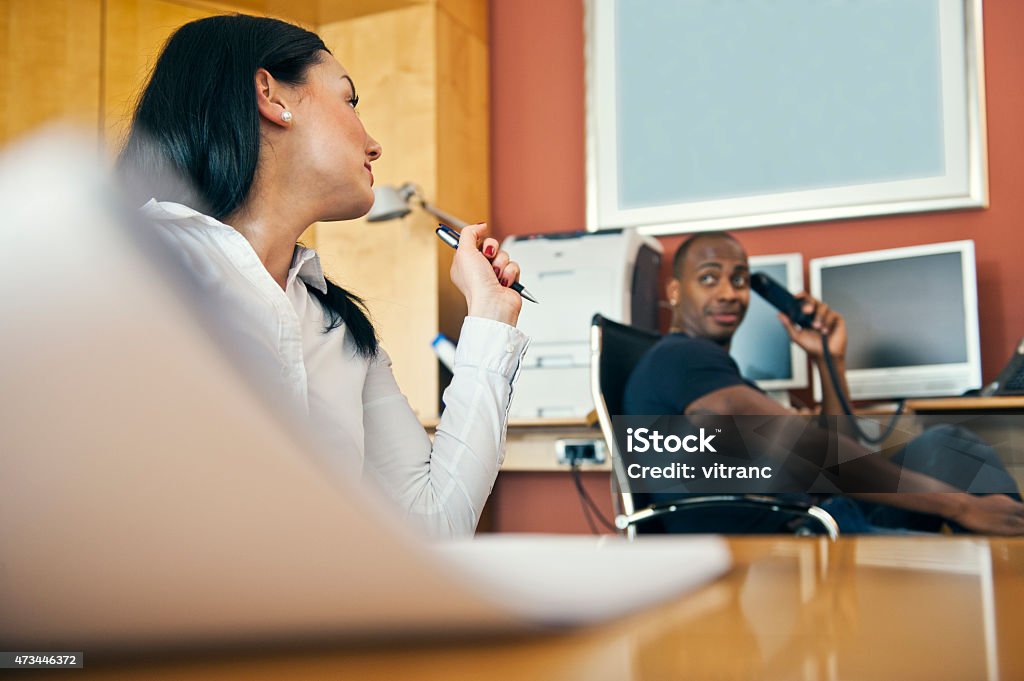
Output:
[809, 240, 982, 401]
[730, 253, 809, 391]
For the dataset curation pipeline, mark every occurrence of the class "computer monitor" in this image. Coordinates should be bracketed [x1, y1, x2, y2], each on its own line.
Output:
[730, 253, 809, 391]
[809, 240, 982, 401]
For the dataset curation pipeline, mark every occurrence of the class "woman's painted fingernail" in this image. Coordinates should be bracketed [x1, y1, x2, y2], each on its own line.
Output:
[494, 266, 501, 276]
[485, 245, 496, 257]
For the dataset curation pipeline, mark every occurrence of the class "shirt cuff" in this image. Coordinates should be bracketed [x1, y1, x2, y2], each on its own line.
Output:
[454, 316, 531, 378]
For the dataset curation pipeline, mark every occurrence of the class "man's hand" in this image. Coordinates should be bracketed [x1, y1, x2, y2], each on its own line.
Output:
[777, 292, 848, 360]
[952, 494, 1024, 535]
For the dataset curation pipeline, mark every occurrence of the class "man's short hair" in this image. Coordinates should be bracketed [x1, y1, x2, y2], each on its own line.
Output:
[672, 231, 739, 278]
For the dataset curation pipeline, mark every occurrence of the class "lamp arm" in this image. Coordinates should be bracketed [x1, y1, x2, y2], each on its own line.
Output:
[418, 199, 469, 230]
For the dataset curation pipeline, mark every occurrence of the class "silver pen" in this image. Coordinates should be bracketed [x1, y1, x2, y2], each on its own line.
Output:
[435, 223, 539, 304]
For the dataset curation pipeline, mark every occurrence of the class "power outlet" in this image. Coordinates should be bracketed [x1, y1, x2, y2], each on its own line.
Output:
[555, 439, 607, 466]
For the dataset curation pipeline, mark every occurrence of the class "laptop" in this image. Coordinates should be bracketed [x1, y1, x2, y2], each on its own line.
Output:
[0, 131, 730, 651]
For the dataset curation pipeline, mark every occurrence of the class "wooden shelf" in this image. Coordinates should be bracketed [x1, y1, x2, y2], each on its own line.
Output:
[421, 416, 595, 431]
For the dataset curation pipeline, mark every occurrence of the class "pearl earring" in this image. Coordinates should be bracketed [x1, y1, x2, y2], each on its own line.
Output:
[281, 111, 293, 122]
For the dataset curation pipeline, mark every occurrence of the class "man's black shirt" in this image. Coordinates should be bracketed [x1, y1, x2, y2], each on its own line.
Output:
[623, 332, 759, 415]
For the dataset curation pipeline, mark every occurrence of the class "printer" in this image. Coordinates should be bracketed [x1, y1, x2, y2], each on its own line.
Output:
[501, 229, 662, 419]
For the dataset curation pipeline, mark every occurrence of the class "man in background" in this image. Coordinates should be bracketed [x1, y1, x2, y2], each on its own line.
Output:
[624, 231, 1024, 535]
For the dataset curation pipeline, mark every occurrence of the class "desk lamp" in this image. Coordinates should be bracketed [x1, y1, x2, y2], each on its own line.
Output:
[367, 182, 468, 229]
[368, 182, 539, 304]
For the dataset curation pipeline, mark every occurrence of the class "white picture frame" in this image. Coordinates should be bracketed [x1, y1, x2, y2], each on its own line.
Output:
[585, 0, 988, 235]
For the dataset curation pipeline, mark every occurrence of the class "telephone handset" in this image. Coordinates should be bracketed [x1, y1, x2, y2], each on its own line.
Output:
[749, 271, 904, 444]
[749, 272, 815, 328]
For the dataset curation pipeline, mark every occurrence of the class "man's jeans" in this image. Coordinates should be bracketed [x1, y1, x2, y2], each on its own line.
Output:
[821, 424, 1022, 534]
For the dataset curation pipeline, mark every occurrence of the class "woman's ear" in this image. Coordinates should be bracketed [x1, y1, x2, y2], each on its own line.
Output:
[254, 68, 292, 127]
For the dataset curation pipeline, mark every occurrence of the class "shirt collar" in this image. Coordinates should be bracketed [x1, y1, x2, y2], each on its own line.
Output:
[141, 199, 329, 295]
[139, 199, 231, 230]
[288, 245, 328, 295]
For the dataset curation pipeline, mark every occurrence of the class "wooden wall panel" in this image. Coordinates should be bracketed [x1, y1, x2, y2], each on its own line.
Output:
[317, 6, 442, 417]
[0, 0, 101, 145]
[102, 0, 221, 153]
[436, 2, 487, 341]
[111, 0, 432, 26]
[317, 0, 426, 24]
[437, 0, 485, 41]
[163, 0, 318, 25]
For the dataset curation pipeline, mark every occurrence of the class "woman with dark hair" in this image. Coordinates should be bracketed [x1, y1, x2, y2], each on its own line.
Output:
[118, 14, 528, 538]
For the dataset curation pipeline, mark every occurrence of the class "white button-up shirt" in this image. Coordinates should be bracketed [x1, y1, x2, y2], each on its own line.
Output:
[141, 200, 530, 538]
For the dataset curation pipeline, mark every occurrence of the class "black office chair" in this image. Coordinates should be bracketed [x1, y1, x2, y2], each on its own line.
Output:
[588, 314, 839, 540]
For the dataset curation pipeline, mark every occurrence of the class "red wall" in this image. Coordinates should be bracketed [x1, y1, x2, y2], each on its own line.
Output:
[490, 0, 1024, 381]
[488, 0, 1024, 534]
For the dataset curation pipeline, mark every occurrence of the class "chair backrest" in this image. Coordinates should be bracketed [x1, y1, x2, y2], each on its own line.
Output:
[589, 314, 661, 536]
[591, 314, 661, 418]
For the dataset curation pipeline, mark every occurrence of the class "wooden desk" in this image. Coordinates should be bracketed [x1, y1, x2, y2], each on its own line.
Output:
[423, 417, 607, 472]
[36, 537, 1024, 681]
[905, 396, 1024, 412]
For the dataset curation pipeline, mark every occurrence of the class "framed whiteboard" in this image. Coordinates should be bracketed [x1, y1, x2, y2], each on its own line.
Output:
[585, 0, 988, 235]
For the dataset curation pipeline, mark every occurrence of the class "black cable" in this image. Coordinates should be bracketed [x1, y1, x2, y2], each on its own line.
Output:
[571, 462, 615, 532]
[568, 456, 599, 534]
[569, 458, 617, 533]
[820, 332, 906, 445]
[577, 483, 599, 535]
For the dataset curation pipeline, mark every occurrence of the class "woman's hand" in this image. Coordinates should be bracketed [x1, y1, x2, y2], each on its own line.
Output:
[449, 223, 522, 326]
[777, 292, 848, 361]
